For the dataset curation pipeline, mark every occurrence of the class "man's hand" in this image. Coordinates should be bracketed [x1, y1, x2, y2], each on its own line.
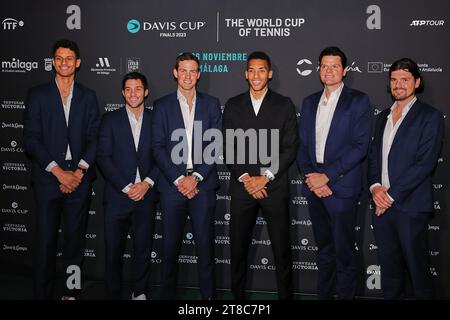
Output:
[177, 176, 198, 198]
[312, 185, 333, 198]
[251, 188, 268, 199]
[127, 181, 150, 201]
[371, 185, 392, 210]
[375, 205, 387, 216]
[243, 175, 269, 195]
[52, 166, 81, 192]
[305, 173, 329, 191]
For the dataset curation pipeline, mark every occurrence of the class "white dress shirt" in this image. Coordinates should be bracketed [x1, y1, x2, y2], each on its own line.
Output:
[369, 97, 417, 201]
[237, 89, 274, 182]
[173, 90, 203, 185]
[46, 80, 89, 172]
[122, 107, 155, 193]
[315, 83, 344, 164]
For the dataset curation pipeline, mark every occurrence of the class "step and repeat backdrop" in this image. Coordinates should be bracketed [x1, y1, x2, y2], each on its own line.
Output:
[1, 0, 449, 298]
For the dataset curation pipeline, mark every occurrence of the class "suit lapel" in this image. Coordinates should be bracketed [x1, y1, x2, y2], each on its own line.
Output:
[389, 100, 420, 152]
[50, 80, 67, 129]
[308, 92, 321, 164]
[121, 107, 138, 154]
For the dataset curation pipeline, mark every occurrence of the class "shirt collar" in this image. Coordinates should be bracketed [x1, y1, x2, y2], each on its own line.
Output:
[389, 96, 417, 117]
[177, 89, 196, 106]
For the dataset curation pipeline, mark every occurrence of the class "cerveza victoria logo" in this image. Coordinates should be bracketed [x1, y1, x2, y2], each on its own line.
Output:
[126, 18, 206, 38]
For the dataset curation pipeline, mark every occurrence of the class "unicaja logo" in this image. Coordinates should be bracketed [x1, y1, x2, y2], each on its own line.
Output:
[127, 19, 141, 33]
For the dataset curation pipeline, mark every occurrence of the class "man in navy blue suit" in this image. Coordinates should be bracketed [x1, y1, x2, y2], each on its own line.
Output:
[97, 72, 158, 300]
[368, 58, 444, 299]
[23, 39, 100, 299]
[152, 53, 222, 299]
[297, 47, 372, 299]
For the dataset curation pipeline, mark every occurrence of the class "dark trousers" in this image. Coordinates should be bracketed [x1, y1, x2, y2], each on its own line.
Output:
[159, 190, 216, 300]
[230, 192, 292, 300]
[33, 180, 91, 300]
[104, 200, 156, 299]
[307, 195, 358, 300]
[373, 207, 434, 299]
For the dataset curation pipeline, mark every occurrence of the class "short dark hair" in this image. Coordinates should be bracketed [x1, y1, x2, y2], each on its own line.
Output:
[122, 72, 148, 91]
[52, 39, 80, 59]
[174, 52, 200, 70]
[389, 58, 424, 93]
[247, 51, 271, 70]
[319, 46, 347, 68]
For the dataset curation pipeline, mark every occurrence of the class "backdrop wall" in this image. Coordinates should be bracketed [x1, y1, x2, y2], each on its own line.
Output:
[1, 0, 449, 298]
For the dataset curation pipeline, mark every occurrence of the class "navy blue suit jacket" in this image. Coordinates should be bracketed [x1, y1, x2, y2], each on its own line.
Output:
[368, 100, 444, 212]
[24, 80, 100, 188]
[297, 85, 372, 198]
[151, 91, 222, 193]
[97, 107, 158, 204]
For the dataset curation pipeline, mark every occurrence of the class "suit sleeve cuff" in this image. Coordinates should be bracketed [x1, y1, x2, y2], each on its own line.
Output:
[192, 172, 203, 182]
[122, 183, 133, 194]
[369, 183, 382, 194]
[263, 169, 275, 181]
[238, 172, 249, 182]
[144, 177, 155, 187]
[174, 175, 184, 186]
[46, 161, 58, 172]
[78, 159, 89, 169]
[386, 192, 395, 203]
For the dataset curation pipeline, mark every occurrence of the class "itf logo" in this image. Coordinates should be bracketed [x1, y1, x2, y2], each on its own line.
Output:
[127, 19, 141, 33]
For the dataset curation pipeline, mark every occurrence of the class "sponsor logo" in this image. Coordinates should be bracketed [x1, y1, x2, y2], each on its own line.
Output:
[2, 162, 27, 172]
[3, 244, 27, 251]
[2, 18, 24, 30]
[3, 223, 27, 232]
[127, 19, 141, 33]
[369, 243, 378, 251]
[345, 61, 362, 73]
[410, 20, 444, 27]
[218, 171, 230, 180]
[367, 62, 383, 73]
[366, 5, 381, 30]
[1, 140, 24, 153]
[366, 265, 381, 290]
[296, 59, 313, 76]
[292, 261, 318, 270]
[127, 19, 205, 37]
[225, 17, 306, 37]
[2, 184, 27, 191]
[2, 122, 23, 129]
[255, 216, 267, 225]
[104, 103, 124, 112]
[291, 219, 312, 226]
[2, 100, 25, 110]
[66, 5, 81, 30]
[428, 225, 440, 231]
[216, 194, 231, 201]
[215, 235, 230, 245]
[2, 58, 38, 73]
[292, 196, 308, 205]
[250, 257, 276, 270]
[153, 233, 162, 240]
[251, 238, 271, 246]
[84, 249, 96, 257]
[178, 254, 198, 264]
[126, 58, 140, 72]
[91, 58, 116, 75]
[215, 258, 231, 264]
[44, 58, 53, 71]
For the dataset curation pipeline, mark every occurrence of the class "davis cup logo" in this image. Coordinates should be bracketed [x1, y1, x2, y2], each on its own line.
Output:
[127, 19, 140, 33]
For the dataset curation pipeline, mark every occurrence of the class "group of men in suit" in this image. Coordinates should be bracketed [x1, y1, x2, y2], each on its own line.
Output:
[23, 39, 443, 300]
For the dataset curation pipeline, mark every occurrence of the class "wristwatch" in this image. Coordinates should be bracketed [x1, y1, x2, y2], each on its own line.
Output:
[193, 173, 202, 183]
